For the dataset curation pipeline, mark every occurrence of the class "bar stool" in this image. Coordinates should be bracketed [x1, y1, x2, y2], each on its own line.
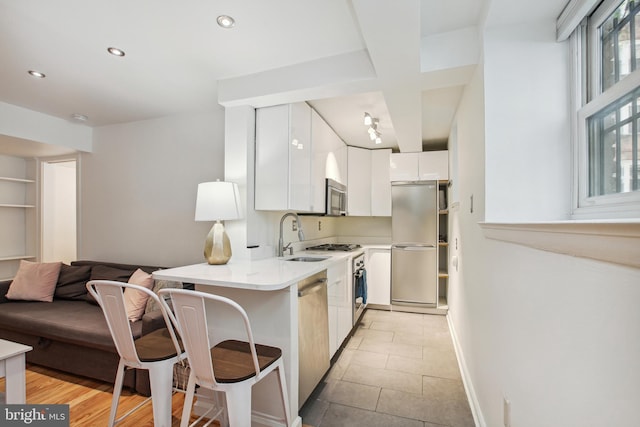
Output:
[87, 280, 187, 427]
[159, 288, 291, 427]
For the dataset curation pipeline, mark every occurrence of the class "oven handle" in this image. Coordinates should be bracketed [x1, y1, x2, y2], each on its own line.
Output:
[353, 269, 365, 278]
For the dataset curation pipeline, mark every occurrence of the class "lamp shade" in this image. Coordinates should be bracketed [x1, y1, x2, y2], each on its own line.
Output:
[195, 181, 242, 221]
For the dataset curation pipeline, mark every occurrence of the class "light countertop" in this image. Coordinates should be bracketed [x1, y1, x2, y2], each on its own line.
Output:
[153, 252, 357, 291]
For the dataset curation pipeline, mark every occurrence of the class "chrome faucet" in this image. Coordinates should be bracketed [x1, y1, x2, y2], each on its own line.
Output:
[278, 212, 305, 257]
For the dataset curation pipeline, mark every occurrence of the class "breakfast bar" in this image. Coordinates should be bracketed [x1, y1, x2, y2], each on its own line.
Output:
[153, 256, 339, 427]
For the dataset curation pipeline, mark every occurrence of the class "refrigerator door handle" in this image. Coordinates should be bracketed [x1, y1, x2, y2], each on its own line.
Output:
[392, 244, 436, 250]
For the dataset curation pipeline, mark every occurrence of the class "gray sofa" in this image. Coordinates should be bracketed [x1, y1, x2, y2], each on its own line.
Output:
[0, 260, 176, 396]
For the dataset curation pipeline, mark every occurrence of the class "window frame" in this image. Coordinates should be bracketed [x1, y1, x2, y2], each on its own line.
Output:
[573, 0, 640, 219]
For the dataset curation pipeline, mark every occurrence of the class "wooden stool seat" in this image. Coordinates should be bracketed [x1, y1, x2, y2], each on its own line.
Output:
[211, 339, 282, 383]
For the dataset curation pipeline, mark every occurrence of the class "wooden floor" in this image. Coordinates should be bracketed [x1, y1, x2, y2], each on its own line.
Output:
[1, 364, 215, 427]
[2, 364, 310, 427]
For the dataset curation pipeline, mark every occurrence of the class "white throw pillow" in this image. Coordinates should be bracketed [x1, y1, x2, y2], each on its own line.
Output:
[6, 260, 62, 302]
[123, 268, 154, 322]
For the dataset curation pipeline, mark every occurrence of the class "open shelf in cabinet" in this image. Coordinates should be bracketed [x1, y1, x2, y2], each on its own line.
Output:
[0, 177, 35, 183]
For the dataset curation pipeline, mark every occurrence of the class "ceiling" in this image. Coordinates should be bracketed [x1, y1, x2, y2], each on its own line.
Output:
[0, 0, 529, 154]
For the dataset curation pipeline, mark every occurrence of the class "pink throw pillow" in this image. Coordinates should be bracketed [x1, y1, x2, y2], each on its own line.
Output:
[124, 268, 154, 322]
[6, 260, 62, 302]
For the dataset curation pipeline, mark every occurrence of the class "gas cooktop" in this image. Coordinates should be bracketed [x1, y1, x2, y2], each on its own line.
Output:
[305, 243, 362, 252]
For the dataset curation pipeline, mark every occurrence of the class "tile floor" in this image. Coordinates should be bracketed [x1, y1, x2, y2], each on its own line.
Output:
[299, 309, 476, 427]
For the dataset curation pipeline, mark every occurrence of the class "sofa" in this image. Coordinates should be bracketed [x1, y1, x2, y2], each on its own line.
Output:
[0, 260, 182, 396]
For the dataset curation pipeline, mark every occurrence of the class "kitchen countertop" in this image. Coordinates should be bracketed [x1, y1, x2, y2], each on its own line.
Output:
[153, 251, 358, 291]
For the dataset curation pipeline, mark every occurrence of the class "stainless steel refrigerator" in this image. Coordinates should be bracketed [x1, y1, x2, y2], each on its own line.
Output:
[391, 181, 438, 306]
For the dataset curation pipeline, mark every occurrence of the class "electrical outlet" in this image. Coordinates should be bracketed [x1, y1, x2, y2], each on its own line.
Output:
[292, 220, 297, 231]
[318, 220, 322, 231]
[503, 397, 511, 427]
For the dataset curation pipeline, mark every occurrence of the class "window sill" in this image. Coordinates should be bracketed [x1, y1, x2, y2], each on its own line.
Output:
[479, 220, 640, 269]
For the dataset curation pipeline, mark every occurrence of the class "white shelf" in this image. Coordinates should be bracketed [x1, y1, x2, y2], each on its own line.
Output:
[0, 204, 35, 208]
[0, 177, 35, 183]
[0, 255, 36, 262]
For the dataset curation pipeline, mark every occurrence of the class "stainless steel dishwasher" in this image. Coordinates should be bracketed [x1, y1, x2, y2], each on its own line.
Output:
[298, 270, 329, 408]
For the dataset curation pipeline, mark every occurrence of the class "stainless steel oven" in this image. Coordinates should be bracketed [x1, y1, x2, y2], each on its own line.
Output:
[326, 178, 347, 216]
[352, 252, 366, 326]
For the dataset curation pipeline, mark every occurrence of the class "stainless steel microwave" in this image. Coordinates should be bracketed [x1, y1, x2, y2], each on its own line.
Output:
[326, 178, 347, 216]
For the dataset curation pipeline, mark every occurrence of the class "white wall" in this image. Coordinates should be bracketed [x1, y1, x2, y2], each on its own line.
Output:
[448, 24, 640, 427]
[79, 109, 225, 267]
[0, 102, 92, 153]
[483, 21, 571, 221]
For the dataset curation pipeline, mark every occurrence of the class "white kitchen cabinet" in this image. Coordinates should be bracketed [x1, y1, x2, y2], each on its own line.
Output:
[334, 136, 347, 185]
[311, 109, 330, 212]
[310, 109, 348, 212]
[347, 146, 371, 216]
[389, 150, 449, 181]
[389, 152, 419, 181]
[327, 258, 350, 358]
[255, 102, 323, 213]
[370, 149, 392, 216]
[419, 151, 449, 180]
[366, 248, 391, 306]
[348, 147, 392, 216]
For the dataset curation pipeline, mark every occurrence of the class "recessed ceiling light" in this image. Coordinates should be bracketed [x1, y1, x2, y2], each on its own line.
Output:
[71, 113, 88, 122]
[107, 47, 125, 57]
[28, 70, 46, 78]
[216, 15, 235, 28]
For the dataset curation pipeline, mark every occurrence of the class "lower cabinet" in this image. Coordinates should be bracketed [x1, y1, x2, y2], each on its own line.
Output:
[327, 259, 351, 358]
[365, 248, 391, 306]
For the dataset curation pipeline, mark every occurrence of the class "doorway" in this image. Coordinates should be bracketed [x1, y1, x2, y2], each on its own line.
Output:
[41, 159, 77, 263]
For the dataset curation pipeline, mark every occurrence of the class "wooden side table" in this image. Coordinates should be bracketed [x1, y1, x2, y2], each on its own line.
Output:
[0, 339, 33, 404]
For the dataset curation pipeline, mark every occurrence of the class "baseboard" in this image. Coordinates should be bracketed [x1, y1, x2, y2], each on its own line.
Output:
[446, 313, 486, 427]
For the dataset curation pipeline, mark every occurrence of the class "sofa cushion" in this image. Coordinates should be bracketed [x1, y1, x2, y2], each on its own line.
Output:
[124, 269, 154, 322]
[90, 265, 135, 282]
[145, 279, 183, 314]
[85, 265, 136, 305]
[6, 260, 62, 302]
[0, 299, 143, 351]
[55, 264, 92, 300]
[0, 280, 11, 304]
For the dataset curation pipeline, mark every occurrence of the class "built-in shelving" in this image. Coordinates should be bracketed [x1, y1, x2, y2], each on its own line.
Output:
[0, 204, 36, 208]
[437, 180, 449, 311]
[0, 255, 36, 262]
[0, 177, 35, 183]
[0, 155, 38, 281]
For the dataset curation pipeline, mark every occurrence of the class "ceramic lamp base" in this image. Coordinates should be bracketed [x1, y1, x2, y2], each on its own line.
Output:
[204, 221, 232, 265]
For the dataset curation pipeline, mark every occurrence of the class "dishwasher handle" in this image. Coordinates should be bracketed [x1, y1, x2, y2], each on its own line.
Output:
[298, 278, 328, 297]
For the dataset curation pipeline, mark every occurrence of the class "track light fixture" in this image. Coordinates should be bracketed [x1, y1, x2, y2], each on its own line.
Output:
[363, 112, 381, 144]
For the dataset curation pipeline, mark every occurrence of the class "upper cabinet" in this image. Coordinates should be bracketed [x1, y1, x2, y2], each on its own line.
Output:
[389, 150, 449, 181]
[255, 102, 321, 213]
[347, 147, 371, 216]
[256, 103, 347, 214]
[347, 147, 391, 216]
[371, 149, 392, 216]
[310, 110, 348, 212]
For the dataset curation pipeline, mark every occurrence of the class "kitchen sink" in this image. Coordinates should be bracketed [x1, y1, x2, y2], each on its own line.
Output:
[286, 256, 329, 262]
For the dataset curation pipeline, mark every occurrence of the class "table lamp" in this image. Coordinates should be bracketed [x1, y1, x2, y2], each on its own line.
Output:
[195, 181, 242, 265]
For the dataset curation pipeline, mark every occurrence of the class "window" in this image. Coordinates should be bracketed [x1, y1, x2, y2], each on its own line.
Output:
[587, 86, 640, 196]
[573, 0, 640, 218]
